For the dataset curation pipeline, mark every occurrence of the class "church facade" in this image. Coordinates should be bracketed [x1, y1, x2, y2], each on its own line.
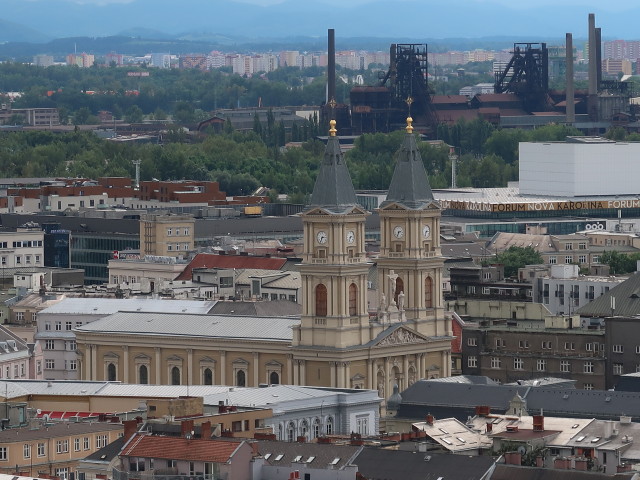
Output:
[75, 119, 453, 398]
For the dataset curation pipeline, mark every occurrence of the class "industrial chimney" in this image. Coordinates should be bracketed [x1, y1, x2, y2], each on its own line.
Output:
[565, 33, 575, 123]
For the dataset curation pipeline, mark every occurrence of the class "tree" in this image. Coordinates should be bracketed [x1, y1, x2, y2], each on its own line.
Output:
[125, 105, 144, 123]
[486, 246, 544, 277]
[599, 251, 640, 275]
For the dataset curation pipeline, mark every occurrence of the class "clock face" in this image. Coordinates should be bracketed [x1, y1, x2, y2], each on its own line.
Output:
[316, 231, 328, 244]
[422, 225, 431, 238]
[393, 226, 404, 239]
[346, 230, 355, 244]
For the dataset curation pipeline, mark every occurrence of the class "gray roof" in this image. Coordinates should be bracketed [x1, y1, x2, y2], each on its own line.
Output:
[76, 311, 298, 342]
[0, 421, 122, 443]
[308, 132, 359, 213]
[257, 440, 362, 470]
[381, 131, 435, 209]
[40, 298, 216, 315]
[353, 448, 496, 480]
[208, 300, 301, 317]
[396, 379, 640, 422]
[491, 464, 636, 480]
[83, 436, 126, 462]
[576, 271, 640, 317]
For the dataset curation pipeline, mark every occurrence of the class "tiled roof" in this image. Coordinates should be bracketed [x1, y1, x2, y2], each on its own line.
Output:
[121, 434, 241, 463]
[176, 253, 287, 281]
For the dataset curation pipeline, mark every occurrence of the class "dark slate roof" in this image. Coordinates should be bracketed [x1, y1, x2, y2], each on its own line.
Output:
[380, 129, 435, 210]
[396, 379, 640, 422]
[614, 373, 640, 392]
[209, 300, 301, 317]
[492, 464, 635, 480]
[256, 440, 362, 469]
[308, 127, 359, 213]
[576, 271, 640, 317]
[354, 448, 496, 480]
[84, 436, 126, 462]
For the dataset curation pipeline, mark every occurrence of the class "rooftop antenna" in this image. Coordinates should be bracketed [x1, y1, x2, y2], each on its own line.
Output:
[132, 159, 141, 190]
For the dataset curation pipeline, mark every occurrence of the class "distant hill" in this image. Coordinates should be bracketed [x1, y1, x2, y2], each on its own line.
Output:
[0, 18, 51, 44]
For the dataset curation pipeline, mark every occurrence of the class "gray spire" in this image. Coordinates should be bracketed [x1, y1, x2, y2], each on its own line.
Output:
[381, 118, 434, 209]
[308, 120, 358, 212]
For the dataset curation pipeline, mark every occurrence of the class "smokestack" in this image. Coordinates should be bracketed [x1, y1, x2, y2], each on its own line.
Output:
[588, 13, 597, 96]
[566, 33, 575, 123]
[327, 29, 336, 106]
[595, 27, 602, 88]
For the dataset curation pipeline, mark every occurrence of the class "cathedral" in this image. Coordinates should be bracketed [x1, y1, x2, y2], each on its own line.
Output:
[75, 118, 453, 399]
[292, 118, 453, 398]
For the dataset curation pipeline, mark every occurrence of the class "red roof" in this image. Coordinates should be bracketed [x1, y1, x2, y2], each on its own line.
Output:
[176, 253, 287, 281]
[121, 435, 241, 463]
[431, 95, 469, 105]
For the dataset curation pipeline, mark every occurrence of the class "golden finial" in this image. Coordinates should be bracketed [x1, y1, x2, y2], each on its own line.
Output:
[406, 117, 413, 134]
[329, 119, 337, 137]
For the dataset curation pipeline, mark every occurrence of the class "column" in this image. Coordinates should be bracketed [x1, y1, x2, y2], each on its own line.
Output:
[122, 346, 129, 383]
[299, 360, 306, 386]
[154, 347, 161, 384]
[253, 352, 259, 386]
[418, 353, 424, 381]
[220, 351, 226, 385]
[367, 359, 375, 390]
[337, 362, 345, 388]
[90, 344, 97, 380]
[187, 349, 193, 385]
[293, 360, 300, 386]
[329, 361, 336, 387]
[286, 355, 293, 384]
[403, 355, 409, 391]
[441, 350, 448, 378]
[344, 362, 351, 389]
[384, 357, 390, 398]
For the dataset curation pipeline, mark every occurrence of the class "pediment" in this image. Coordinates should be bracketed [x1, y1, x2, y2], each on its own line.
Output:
[351, 373, 366, 381]
[167, 355, 183, 362]
[232, 357, 249, 365]
[104, 351, 119, 359]
[200, 356, 216, 364]
[134, 353, 151, 361]
[265, 360, 283, 367]
[374, 326, 428, 348]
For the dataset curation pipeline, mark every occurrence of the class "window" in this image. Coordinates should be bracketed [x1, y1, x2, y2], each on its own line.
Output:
[315, 284, 328, 317]
[45, 340, 55, 350]
[564, 342, 575, 351]
[69, 360, 77, 371]
[68, 341, 77, 351]
[549, 256, 557, 264]
[74, 438, 81, 452]
[579, 242, 587, 250]
[167, 228, 172, 236]
[565, 243, 573, 250]
[584, 383, 594, 390]
[613, 363, 624, 375]
[55, 321, 62, 331]
[578, 255, 587, 264]
[424, 277, 433, 308]
[55, 468, 68, 480]
[0, 447, 6, 461]
[16, 312, 24, 322]
[83, 437, 90, 450]
[184, 227, 190, 235]
[561, 360, 570, 373]
[66, 321, 72, 331]
[519, 340, 529, 349]
[348, 283, 357, 316]
[467, 338, 477, 346]
[171, 366, 181, 385]
[586, 343, 593, 352]
[613, 345, 624, 353]
[565, 256, 573, 264]
[45, 321, 51, 331]
[584, 361, 594, 374]
[482, 287, 491, 295]
[356, 415, 368, 435]
[37, 443, 45, 457]
[495, 338, 505, 348]
[45, 359, 55, 370]
[56, 439, 69, 454]
[593, 255, 600, 263]
[107, 363, 116, 381]
[514, 358, 524, 370]
[23, 444, 31, 459]
[96, 435, 108, 448]
[490, 357, 501, 369]
[467, 356, 477, 368]
[537, 359, 546, 372]
[541, 341, 551, 349]
[139, 365, 149, 384]
[637, 345, 640, 354]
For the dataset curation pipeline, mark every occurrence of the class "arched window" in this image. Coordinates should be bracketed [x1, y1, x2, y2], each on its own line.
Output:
[270, 371, 280, 385]
[171, 366, 180, 385]
[312, 418, 321, 439]
[395, 277, 404, 306]
[236, 369, 246, 387]
[287, 422, 296, 442]
[315, 284, 327, 317]
[300, 419, 309, 440]
[349, 283, 358, 316]
[203, 368, 213, 385]
[107, 363, 116, 381]
[139, 365, 148, 384]
[425, 277, 433, 308]
[325, 416, 334, 435]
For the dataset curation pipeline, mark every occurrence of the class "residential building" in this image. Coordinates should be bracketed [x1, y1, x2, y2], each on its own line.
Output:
[139, 214, 195, 258]
[0, 224, 44, 271]
[448, 264, 532, 302]
[66, 53, 94, 68]
[35, 298, 215, 380]
[0, 421, 123, 478]
[604, 317, 640, 389]
[462, 316, 606, 389]
[108, 254, 188, 290]
[0, 325, 43, 381]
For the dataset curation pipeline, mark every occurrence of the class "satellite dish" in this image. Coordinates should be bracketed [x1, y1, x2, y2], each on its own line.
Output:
[36, 409, 42, 415]
[517, 446, 526, 455]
